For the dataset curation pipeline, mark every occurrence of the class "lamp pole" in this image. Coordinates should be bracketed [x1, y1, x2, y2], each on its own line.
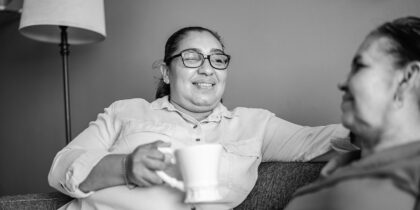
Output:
[19, 0, 106, 145]
[59, 25, 71, 144]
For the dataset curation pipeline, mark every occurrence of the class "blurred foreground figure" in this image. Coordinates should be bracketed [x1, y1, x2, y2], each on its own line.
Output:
[286, 16, 420, 210]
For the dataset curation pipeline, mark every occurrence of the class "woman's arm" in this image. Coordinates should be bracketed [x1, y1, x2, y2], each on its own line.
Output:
[261, 115, 351, 162]
[48, 103, 121, 197]
[79, 141, 171, 192]
[310, 149, 338, 162]
[79, 154, 126, 192]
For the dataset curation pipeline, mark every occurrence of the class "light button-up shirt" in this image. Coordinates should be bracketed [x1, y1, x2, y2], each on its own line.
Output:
[49, 96, 350, 210]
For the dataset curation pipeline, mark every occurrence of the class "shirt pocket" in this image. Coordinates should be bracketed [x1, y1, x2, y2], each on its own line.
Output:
[109, 120, 176, 154]
[220, 138, 261, 196]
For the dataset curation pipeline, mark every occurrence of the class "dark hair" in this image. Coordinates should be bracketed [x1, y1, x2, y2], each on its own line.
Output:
[155, 26, 225, 99]
[370, 16, 420, 68]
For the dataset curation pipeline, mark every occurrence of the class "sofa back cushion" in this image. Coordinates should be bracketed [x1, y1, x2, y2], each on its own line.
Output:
[235, 162, 324, 210]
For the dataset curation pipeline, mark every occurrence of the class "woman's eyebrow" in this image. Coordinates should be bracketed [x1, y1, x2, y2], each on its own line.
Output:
[181, 48, 224, 54]
[184, 47, 200, 52]
[210, 48, 224, 54]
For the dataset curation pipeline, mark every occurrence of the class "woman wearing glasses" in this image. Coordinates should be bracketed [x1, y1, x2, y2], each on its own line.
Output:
[48, 26, 353, 210]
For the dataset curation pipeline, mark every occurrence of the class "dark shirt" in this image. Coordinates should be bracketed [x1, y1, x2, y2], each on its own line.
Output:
[285, 141, 420, 210]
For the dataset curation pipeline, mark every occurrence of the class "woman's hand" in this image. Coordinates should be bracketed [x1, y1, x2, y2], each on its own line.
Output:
[125, 140, 172, 187]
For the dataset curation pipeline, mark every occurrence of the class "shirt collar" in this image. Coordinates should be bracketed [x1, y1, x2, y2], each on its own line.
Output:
[151, 96, 235, 121]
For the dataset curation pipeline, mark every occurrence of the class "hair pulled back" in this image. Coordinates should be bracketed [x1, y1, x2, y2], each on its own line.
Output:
[371, 16, 420, 68]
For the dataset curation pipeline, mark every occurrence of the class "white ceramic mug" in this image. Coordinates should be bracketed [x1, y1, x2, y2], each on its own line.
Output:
[157, 144, 223, 203]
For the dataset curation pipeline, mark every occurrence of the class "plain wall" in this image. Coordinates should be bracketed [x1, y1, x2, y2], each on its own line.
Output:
[0, 0, 419, 195]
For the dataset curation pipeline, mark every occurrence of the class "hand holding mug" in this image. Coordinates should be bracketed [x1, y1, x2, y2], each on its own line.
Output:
[125, 140, 172, 187]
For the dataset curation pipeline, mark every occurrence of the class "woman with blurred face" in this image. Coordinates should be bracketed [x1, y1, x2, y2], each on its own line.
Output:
[49, 26, 351, 210]
[286, 16, 420, 210]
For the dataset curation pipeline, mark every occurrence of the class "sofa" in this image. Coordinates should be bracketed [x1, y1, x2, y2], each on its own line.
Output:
[0, 162, 324, 210]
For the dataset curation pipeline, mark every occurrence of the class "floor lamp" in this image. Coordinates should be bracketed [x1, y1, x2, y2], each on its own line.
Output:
[19, 0, 106, 144]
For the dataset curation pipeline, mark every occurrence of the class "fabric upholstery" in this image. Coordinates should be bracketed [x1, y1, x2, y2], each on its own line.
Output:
[0, 192, 72, 210]
[0, 162, 324, 210]
[235, 162, 324, 210]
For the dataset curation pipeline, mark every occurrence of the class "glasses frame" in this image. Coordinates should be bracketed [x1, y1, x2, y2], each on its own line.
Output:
[167, 49, 231, 70]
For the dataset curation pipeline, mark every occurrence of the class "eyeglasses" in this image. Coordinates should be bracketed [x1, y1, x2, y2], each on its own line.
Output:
[167, 49, 231, 70]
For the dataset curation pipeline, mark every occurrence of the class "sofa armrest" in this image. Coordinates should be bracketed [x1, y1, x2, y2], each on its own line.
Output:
[234, 162, 324, 210]
[0, 192, 72, 210]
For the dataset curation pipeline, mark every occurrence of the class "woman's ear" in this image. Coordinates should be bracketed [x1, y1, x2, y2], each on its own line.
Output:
[395, 61, 420, 103]
[160, 63, 170, 84]
[408, 62, 420, 99]
[402, 61, 420, 89]
[409, 61, 420, 86]
[153, 59, 170, 84]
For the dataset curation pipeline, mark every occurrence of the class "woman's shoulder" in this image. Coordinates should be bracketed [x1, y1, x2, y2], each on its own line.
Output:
[108, 98, 151, 111]
[232, 106, 273, 113]
[230, 106, 275, 119]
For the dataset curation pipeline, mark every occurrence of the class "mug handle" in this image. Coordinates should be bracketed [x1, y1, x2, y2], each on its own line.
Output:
[156, 147, 185, 191]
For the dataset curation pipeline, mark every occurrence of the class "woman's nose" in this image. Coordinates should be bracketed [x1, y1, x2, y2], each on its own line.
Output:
[197, 59, 215, 75]
[337, 82, 348, 92]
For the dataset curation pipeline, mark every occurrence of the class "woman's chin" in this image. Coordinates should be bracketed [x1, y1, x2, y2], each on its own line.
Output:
[192, 96, 220, 108]
[341, 114, 355, 130]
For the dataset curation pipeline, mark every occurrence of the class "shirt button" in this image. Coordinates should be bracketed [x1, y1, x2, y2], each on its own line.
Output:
[195, 138, 200, 142]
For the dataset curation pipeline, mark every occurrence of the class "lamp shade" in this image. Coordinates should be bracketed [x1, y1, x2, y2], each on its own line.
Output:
[19, 0, 106, 45]
[0, 0, 13, 10]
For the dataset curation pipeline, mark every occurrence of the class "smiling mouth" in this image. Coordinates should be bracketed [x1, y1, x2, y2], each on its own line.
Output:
[193, 82, 215, 89]
[342, 93, 354, 102]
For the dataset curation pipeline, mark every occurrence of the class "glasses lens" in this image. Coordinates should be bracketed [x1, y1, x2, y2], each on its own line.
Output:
[210, 54, 229, 69]
[181, 50, 202, 68]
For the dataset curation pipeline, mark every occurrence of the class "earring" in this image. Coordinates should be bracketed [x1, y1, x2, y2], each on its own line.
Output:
[163, 78, 169, 84]
[394, 94, 403, 109]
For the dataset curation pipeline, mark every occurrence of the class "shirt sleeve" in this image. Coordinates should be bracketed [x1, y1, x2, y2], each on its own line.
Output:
[261, 114, 350, 162]
[48, 102, 121, 198]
